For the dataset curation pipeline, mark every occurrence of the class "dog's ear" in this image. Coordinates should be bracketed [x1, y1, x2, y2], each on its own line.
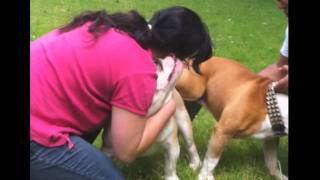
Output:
[184, 60, 193, 70]
[192, 27, 213, 74]
[185, 60, 199, 75]
[192, 49, 211, 74]
[153, 58, 163, 71]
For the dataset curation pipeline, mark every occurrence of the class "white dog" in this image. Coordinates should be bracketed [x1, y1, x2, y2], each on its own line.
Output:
[102, 56, 201, 180]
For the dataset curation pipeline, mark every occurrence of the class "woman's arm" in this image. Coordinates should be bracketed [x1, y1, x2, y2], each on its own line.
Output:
[259, 55, 288, 81]
[110, 98, 176, 163]
[259, 55, 288, 94]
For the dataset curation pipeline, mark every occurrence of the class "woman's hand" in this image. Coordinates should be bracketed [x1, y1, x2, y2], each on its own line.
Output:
[274, 65, 288, 94]
[259, 55, 288, 94]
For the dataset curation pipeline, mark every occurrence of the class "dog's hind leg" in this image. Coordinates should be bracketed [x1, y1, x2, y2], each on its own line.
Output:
[175, 107, 201, 171]
[163, 125, 180, 180]
[173, 90, 201, 171]
[264, 137, 288, 180]
[198, 123, 233, 180]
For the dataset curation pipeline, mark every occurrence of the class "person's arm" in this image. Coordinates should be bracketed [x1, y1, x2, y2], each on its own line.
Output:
[274, 71, 288, 93]
[274, 55, 288, 93]
[259, 55, 288, 80]
[259, 55, 288, 93]
[110, 98, 176, 163]
[276, 54, 288, 67]
[260, 25, 288, 81]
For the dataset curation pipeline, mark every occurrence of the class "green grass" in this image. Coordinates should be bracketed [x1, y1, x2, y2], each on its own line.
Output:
[31, 0, 288, 179]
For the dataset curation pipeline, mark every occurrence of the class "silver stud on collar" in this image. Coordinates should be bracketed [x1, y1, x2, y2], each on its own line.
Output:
[266, 82, 286, 136]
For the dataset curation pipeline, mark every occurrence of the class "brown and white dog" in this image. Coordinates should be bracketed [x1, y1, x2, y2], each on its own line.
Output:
[176, 57, 288, 180]
[101, 56, 201, 180]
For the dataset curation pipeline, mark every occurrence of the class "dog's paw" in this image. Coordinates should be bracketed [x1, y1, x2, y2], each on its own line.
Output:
[271, 171, 288, 180]
[198, 172, 215, 180]
[189, 154, 201, 171]
[165, 174, 179, 180]
[189, 161, 201, 172]
[276, 174, 288, 180]
[283, 175, 288, 180]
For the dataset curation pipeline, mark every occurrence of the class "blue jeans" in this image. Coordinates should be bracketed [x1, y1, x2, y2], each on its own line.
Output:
[30, 136, 124, 180]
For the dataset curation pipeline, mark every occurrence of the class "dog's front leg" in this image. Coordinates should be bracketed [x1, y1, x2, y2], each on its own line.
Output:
[264, 137, 288, 180]
[163, 121, 180, 180]
[198, 125, 232, 180]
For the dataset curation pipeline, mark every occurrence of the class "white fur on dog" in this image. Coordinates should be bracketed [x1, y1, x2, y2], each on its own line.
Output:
[251, 94, 288, 139]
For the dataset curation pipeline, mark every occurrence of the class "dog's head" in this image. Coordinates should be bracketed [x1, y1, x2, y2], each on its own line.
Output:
[156, 56, 183, 91]
[147, 56, 183, 115]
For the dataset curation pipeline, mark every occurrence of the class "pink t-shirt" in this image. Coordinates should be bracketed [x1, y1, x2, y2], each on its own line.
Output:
[30, 24, 157, 149]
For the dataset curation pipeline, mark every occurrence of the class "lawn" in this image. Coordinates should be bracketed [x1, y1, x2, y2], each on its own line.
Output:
[31, 0, 288, 179]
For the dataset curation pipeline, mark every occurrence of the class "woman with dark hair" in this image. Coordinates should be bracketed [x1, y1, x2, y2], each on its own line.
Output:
[30, 6, 212, 180]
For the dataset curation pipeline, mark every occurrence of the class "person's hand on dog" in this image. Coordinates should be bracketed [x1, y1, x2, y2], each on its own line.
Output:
[274, 65, 288, 94]
[259, 64, 288, 94]
[259, 62, 286, 78]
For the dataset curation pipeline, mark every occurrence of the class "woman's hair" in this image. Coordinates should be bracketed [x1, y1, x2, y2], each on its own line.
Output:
[59, 10, 151, 48]
[59, 6, 213, 74]
[149, 6, 212, 73]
